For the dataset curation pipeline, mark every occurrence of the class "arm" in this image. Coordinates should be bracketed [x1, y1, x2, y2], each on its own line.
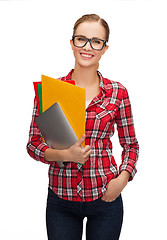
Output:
[101, 87, 139, 202]
[44, 134, 93, 164]
[26, 97, 50, 164]
[115, 87, 139, 181]
[26, 98, 92, 164]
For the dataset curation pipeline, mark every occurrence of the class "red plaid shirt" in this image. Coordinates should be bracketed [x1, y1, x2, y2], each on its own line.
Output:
[27, 69, 139, 202]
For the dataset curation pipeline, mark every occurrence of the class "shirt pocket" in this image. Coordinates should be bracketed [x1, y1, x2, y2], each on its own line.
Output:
[95, 102, 118, 122]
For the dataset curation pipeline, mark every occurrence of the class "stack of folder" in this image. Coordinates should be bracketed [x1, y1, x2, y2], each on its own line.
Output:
[33, 75, 86, 167]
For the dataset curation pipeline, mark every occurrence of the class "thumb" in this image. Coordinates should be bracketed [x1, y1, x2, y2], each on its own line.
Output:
[75, 134, 86, 147]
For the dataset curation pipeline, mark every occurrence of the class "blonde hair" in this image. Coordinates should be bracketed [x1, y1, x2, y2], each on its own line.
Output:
[73, 14, 110, 42]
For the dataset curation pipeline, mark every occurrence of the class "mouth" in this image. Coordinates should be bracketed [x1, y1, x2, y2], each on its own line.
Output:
[80, 52, 94, 59]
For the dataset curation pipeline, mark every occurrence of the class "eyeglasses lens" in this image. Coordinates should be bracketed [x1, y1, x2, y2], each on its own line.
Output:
[74, 36, 87, 47]
[74, 36, 104, 50]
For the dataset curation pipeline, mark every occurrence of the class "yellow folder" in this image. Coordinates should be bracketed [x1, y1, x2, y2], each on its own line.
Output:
[42, 75, 86, 147]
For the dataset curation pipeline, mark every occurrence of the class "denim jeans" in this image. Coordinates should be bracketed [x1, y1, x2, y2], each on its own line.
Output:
[46, 187, 123, 240]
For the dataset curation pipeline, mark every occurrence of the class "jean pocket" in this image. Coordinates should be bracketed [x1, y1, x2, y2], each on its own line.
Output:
[100, 194, 122, 205]
[100, 197, 114, 204]
[48, 187, 60, 199]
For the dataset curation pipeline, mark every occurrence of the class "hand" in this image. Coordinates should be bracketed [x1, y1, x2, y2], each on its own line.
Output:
[66, 134, 93, 164]
[101, 171, 130, 202]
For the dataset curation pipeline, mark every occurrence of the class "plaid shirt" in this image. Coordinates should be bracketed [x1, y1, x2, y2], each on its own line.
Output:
[27, 69, 139, 202]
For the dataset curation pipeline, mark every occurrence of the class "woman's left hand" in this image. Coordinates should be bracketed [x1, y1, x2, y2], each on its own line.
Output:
[101, 171, 130, 202]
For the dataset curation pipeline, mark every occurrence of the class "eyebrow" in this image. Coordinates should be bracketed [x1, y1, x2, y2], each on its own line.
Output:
[75, 35, 104, 40]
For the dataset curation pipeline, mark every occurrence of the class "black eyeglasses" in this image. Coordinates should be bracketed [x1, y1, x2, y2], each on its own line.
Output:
[72, 35, 107, 51]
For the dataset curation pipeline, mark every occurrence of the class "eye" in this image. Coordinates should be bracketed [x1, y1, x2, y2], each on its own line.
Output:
[77, 37, 86, 42]
[92, 39, 102, 45]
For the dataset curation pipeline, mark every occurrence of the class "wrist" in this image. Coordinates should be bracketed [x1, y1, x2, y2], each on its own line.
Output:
[61, 148, 71, 162]
[118, 171, 130, 187]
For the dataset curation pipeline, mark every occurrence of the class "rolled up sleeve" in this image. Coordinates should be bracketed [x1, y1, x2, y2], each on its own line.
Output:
[26, 97, 50, 164]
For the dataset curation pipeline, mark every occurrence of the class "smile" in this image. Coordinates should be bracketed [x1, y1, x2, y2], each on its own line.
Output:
[80, 53, 94, 59]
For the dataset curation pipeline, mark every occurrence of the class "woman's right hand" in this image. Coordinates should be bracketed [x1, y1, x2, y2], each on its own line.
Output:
[65, 134, 93, 164]
[44, 134, 92, 164]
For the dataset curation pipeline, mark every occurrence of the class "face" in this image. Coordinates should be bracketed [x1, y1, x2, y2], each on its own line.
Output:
[70, 21, 109, 69]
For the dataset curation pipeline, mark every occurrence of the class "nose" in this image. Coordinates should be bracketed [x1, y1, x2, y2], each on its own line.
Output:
[83, 39, 92, 51]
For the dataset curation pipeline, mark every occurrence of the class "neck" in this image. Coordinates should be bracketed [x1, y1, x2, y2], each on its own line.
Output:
[71, 64, 99, 88]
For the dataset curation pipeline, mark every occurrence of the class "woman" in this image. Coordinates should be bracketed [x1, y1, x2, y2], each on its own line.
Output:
[27, 14, 139, 240]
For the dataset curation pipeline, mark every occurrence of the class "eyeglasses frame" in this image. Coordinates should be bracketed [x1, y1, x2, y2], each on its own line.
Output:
[72, 35, 107, 51]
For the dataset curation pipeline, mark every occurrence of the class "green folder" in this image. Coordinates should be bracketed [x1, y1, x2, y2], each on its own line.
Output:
[37, 83, 42, 114]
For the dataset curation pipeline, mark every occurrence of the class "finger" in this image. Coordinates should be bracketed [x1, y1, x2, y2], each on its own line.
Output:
[82, 145, 92, 153]
[75, 134, 86, 147]
[83, 148, 93, 159]
[101, 196, 107, 201]
[101, 197, 112, 202]
[86, 148, 93, 156]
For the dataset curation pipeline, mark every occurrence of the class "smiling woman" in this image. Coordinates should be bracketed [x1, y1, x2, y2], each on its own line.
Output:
[70, 20, 109, 71]
[27, 13, 139, 240]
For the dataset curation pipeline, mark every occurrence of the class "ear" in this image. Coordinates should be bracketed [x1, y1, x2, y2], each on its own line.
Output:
[103, 44, 109, 55]
[70, 39, 74, 50]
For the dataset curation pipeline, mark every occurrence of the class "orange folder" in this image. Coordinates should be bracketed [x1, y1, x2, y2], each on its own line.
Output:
[42, 75, 86, 147]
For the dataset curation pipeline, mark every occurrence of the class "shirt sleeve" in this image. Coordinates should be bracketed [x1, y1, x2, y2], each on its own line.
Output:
[26, 97, 50, 164]
[115, 87, 139, 181]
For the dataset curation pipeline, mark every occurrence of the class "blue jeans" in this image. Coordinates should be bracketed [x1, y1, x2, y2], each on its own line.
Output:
[46, 187, 123, 240]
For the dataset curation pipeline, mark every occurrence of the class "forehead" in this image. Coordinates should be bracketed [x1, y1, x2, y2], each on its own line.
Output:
[75, 21, 106, 39]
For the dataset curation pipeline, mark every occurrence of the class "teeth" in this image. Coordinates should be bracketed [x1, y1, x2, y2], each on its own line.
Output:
[81, 53, 93, 58]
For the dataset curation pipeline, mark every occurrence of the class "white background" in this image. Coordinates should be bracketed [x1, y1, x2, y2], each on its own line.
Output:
[0, 0, 167, 239]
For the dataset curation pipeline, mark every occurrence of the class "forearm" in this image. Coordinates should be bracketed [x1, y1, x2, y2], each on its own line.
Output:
[44, 148, 69, 162]
[44, 134, 92, 164]
[118, 170, 131, 187]
[120, 142, 139, 181]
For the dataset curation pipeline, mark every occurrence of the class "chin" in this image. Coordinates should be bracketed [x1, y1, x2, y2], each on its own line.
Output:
[77, 60, 98, 69]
